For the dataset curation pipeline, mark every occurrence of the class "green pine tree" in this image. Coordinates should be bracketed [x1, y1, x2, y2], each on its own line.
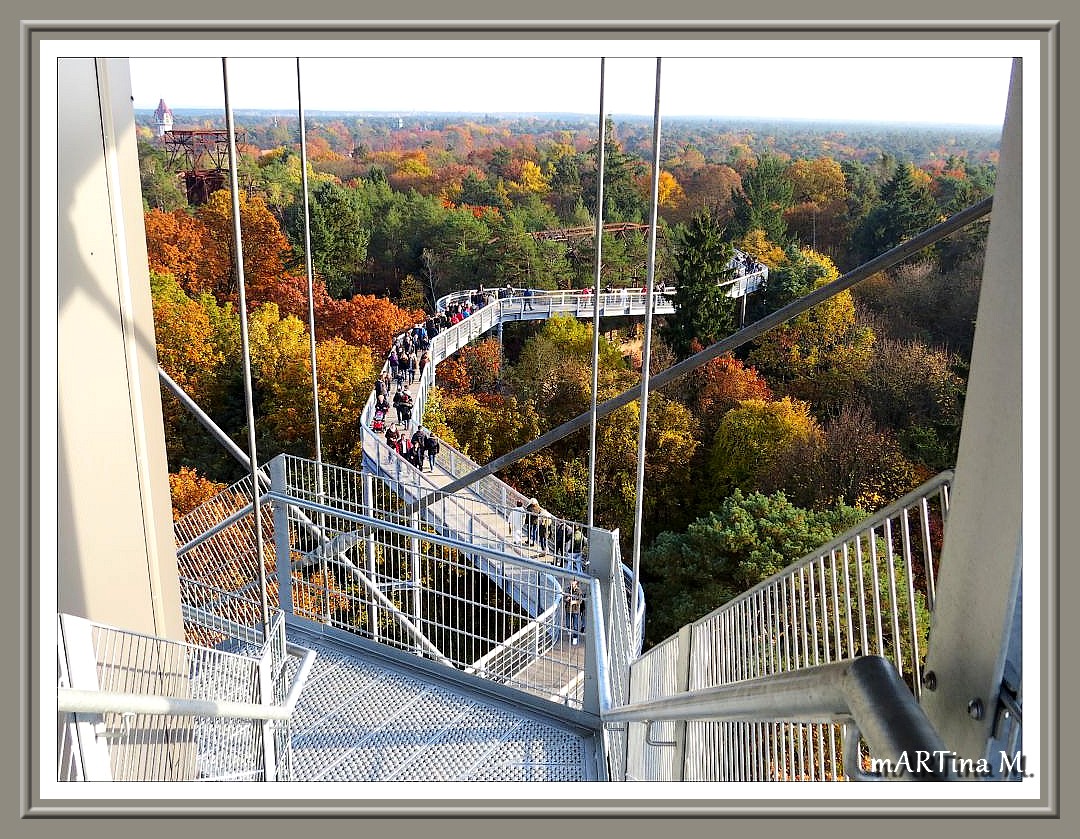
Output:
[729, 153, 794, 244]
[855, 162, 941, 262]
[661, 206, 737, 358]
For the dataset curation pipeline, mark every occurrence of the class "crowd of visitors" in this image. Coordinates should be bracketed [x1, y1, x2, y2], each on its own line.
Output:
[505, 497, 587, 565]
[374, 286, 501, 473]
[383, 421, 441, 472]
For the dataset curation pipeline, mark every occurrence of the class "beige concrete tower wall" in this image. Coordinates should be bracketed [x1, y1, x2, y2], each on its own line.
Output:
[57, 58, 183, 640]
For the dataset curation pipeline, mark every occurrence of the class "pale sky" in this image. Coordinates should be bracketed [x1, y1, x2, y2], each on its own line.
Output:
[125, 39, 1016, 127]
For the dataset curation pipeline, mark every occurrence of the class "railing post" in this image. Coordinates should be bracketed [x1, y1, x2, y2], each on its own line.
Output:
[269, 456, 294, 618]
[57, 615, 114, 781]
[672, 624, 692, 781]
[410, 469, 423, 657]
[362, 472, 379, 642]
[258, 643, 278, 781]
[582, 585, 601, 716]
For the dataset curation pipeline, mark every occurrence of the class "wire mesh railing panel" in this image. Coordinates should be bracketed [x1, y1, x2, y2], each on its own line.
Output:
[283, 451, 590, 581]
[174, 475, 279, 636]
[664, 472, 952, 781]
[179, 578, 273, 651]
[601, 554, 635, 781]
[57, 615, 290, 781]
[276, 487, 592, 710]
[86, 622, 259, 706]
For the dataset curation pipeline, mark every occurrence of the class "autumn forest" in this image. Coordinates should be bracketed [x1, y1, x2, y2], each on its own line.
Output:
[139, 108, 996, 646]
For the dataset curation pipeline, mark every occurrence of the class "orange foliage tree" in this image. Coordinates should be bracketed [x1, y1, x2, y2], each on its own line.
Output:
[195, 189, 294, 305]
[688, 348, 774, 435]
[433, 356, 472, 396]
[144, 209, 209, 296]
[291, 569, 355, 624]
[316, 294, 425, 355]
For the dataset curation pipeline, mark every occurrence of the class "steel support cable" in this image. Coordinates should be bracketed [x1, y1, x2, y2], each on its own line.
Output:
[222, 57, 271, 639]
[586, 57, 606, 530]
[629, 58, 664, 635]
[404, 195, 993, 516]
[296, 58, 331, 623]
[297, 58, 323, 466]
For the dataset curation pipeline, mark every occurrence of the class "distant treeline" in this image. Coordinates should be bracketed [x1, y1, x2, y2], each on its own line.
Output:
[136, 109, 1001, 169]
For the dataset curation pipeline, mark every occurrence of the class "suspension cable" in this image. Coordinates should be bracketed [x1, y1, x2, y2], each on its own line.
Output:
[586, 57, 606, 531]
[297, 58, 323, 467]
[296, 58, 331, 623]
[629, 58, 663, 630]
[222, 57, 270, 638]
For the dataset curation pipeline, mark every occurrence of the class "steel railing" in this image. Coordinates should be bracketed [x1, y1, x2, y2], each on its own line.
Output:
[604, 655, 953, 782]
[169, 452, 604, 711]
[262, 478, 597, 710]
[56, 609, 316, 782]
[614, 470, 953, 781]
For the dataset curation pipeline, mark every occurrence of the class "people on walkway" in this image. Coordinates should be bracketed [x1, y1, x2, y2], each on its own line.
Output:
[539, 507, 555, 553]
[565, 578, 584, 645]
[375, 371, 391, 401]
[384, 423, 401, 463]
[525, 497, 542, 545]
[523, 287, 534, 311]
[405, 435, 423, 469]
[393, 386, 413, 425]
[423, 429, 440, 472]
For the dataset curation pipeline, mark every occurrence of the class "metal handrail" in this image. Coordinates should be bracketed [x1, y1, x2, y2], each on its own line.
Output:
[433, 246, 768, 315]
[696, 470, 954, 616]
[464, 594, 563, 680]
[603, 656, 952, 781]
[58, 643, 317, 722]
[591, 576, 615, 716]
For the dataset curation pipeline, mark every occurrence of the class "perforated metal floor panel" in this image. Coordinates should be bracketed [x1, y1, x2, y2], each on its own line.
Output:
[285, 629, 597, 782]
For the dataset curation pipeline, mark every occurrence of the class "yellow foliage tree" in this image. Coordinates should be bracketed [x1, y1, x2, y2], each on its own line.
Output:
[785, 157, 847, 205]
[508, 159, 551, 197]
[150, 272, 226, 404]
[246, 302, 377, 467]
[748, 271, 876, 411]
[737, 229, 787, 269]
[656, 170, 686, 209]
[708, 396, 823, 497]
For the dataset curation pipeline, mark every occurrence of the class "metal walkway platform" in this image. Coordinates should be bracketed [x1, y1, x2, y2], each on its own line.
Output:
[284, 624, 599, 782]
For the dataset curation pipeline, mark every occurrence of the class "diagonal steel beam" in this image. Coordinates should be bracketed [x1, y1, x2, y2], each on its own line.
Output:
[405, 196, 993, 516]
